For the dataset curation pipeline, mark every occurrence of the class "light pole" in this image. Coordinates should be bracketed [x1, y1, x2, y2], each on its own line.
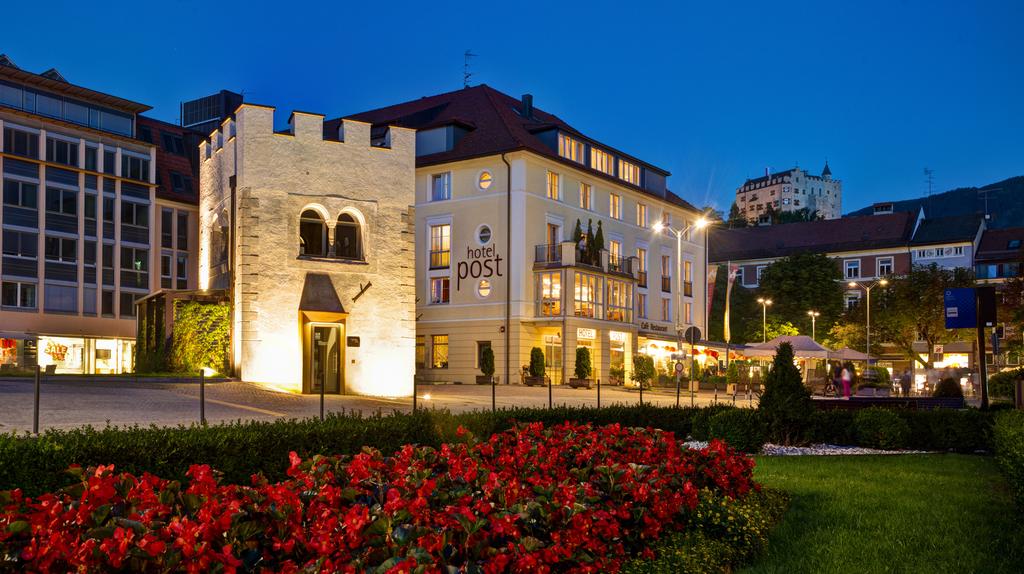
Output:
[757, 298, 772, 342]
[847, 279, 888, 360]
[807, 310, 820, 341]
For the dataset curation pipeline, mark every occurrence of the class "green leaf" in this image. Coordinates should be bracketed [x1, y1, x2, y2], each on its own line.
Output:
[6, 520, 30, 535]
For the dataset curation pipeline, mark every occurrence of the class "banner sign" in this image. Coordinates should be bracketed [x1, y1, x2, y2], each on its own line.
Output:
[944, 288, 976, 329]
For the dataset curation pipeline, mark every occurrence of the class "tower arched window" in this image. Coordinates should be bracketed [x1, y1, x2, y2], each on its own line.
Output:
[336, 213, 363, 260]
[299, 209, 327, 256]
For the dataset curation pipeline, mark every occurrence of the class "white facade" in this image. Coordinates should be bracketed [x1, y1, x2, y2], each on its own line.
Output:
[735, 165, 841, 222]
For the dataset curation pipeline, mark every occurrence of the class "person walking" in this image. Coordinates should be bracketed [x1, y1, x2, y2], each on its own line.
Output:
[841, 364, 853, 398]
[900, 369, 912, 397]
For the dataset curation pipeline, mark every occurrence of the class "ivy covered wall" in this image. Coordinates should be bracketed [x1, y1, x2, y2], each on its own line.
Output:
[170, 301, 231, 375]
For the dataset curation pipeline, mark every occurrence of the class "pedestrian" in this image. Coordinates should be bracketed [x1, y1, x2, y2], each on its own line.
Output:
[900, 369, 912, 397]
[841, 364, 853, 398]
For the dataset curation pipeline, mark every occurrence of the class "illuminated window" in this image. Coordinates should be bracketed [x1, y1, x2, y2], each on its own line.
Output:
[684, 260, 693, 297]
[336, 213, 362, 260]
[845, 259, 860, 279]
[877, 257, 893, 277]
[683, 302, 692, 324]
[618, 159, 640, 185]
[431, 335, 449, 369]
[606, 278, 633, 322]
[574, 271, 603, 319]
[579, 183, 591, 210]
[430, 224, 450, 269]
[537, 271, 561, 316]
[637, 292, 647, 319]
[636, 203, 647, 227]
[661, 297, 671, 322]
[661, 254, 672, 292]
[415, 336, 425, 370]
[299, 210, 327, 256]
[591, 148, 614, 175]
[478, 171, 493, 190]
[430, 277, 450, 304]
[609, 193, 621, 220]
[558, 133, 584, 163]
[636, 248, 648, 288]
[546, 171, 560, 200]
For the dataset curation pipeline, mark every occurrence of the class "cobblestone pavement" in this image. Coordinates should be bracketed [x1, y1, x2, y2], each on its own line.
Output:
[0, 377, 750, 433]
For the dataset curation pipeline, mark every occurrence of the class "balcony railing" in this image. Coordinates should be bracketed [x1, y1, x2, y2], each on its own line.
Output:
[637, 271, 647, 288]
[535, 243, 561, 264]
[607, 254, 634, 276]
[684, 281, 693, 297]
[429, 249, 450, 269]
[661, 276, 672, 293]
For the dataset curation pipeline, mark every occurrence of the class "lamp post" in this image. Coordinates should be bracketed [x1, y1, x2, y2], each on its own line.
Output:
[847, 279, 888, 360]
[653, 218, 708, 377]
[757, 298, 773, 342]
[807, 310, 820, 341]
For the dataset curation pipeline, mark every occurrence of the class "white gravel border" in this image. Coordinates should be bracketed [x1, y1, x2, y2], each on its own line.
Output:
[683, 441, 933, 456]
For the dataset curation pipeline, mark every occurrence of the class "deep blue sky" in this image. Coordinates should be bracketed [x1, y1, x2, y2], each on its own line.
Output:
[4, 0, 1021, 213]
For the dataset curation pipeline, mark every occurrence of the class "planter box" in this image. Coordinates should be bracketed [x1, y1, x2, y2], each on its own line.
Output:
[475, 375, 493, 385]
[856, 387, 891, 397]
[524, 376, 546, 387]
[568, 378, 592, 389]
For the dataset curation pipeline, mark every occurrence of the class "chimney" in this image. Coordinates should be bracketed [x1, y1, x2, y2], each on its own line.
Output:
[765, 167, 770, 177]
[521, 94, 533, 118]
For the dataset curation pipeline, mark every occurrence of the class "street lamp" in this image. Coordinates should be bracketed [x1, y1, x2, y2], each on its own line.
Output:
[807, 310, 820, 342]
[756, 298, 773, 343]
[847, 279, 888, 360]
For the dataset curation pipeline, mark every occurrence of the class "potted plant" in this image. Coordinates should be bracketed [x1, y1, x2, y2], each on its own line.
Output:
[476, 346, 495, 385]
[569, 347, 593, 389]
[609, 366, 625, 385]
[630, 354, 655, 390]
[525, 347, 546, 386]
[725, 361, 741, 395]
[855, 366, 892, 397]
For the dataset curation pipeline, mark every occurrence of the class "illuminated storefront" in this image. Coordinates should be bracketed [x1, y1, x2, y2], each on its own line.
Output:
[36, 336, 135, 374]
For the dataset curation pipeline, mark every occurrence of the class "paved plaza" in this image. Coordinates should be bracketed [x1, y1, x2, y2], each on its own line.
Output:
[0, 377, 750, 434]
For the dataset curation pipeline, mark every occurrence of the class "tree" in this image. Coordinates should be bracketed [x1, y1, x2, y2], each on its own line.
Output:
[867, 264, 975, 368]
[745, 317, 800, 344]
[593, 220, 605, 263]
[480, 346, 495, 377]
[757, 342, 813, 445]
[727, 202, 749, 229]
[584, 220, 596, 265]
[777, 208, 822, 224]
[571, 219, 584, 244]
[529, 348, 546, 378]
[702, 206, 724, 224]
[631, 354, 655, 389]
[574, 347, 592, 380]
[757, 253, 844, 335]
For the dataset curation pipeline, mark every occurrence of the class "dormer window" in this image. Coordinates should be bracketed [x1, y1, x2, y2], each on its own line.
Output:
[618, 159, 640, 186]
[590, 148, 614, 176]
[558, 133, 584, 164]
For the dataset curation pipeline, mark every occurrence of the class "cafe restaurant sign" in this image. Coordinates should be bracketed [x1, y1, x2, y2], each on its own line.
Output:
[639, 321, 669, 333]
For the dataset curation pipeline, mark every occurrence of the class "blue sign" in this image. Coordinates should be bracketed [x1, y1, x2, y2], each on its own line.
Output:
[944, 288, 976, 329]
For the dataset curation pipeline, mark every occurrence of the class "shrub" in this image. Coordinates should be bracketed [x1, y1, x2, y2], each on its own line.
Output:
[575, 346, 592, 380]
[993, 410, 1024, 508]
[690, 404, 736, 441]
[990, 368, 1024, 398]
[726, 362, 741, 387]
[806, 409, 857, 445]
[170, 300, 230, 374]
[529, 347, 545, 378]
[897, 408, 990, 452]
[933, 377, 964, 398]
[631, 354, 656, 389]
[853, 408, 910, 450]
[708, 408, 766, 453]
[479, 346, 495, 377]
[757, 342, 813, 445]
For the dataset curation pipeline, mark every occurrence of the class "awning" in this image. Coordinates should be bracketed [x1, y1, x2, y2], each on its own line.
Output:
[299, 273, 346, 313]
[743, 335, 831, 359]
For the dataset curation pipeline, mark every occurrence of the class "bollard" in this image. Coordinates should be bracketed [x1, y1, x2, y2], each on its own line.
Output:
[199, 369, 206, 425]
[548, 377, 553, 409]
[413, 375, 418, 412]
[690, 378, 695, 408]
[33, 364, 40, 435]
[675, 376, 680, 408]
[597, 377, 601, 409]
[320, 377, 325, 421]
[639, 380, 644, 406]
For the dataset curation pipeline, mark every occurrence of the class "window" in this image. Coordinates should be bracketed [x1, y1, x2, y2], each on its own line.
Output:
[606, 278, 633, 322]
[119, 292, 139, 317]
[83, 286, 97, 315]
[783, 198, 790, 205]
[684, 260, 694, 296]
[415, 336, 426, 370]
[661, 297, 672, 322]
[661, 211, 671, 227]
[103, 150, 116, 175]
[755, 265, 766, 285]
[430, 277, 450, 304]
[45, 188, 77, 215]
[176, 254, 188, 289]
[618, 159, 640, 185]
[590, 148, 614, 175]
[845, 259, 861, 279]
[305, 205, 344, 258]
[84, 146, 98, 171]
[84, 194, 96, 221]
[1009, 240, 1022, 250]
[537, 271, 561, 316]
[546, 171, 559, 200]
[579, 183, 591, 210]
[177, 212, 189, 250]
[299, 210, 327, 256]
[121, 202, 148, 227]
[661, 254, 672, 292]
[3, 180, 38, 209]
[877, 257, 893, 277]
[636, 203, 648, 227]
[637, 292, 647, 319]
[574, 271, 602, 319]
[161, 208, 174, 248]
[138, 126, 153, 143]
[558, 133, 584, 163]
[431, 172, 451, 201]
[2, 230, 37, 258]
[3, 127, 39, 159]
[431, 335, 449, 369]
[46, 137, 79, 167]
[609, 193, 621, 220]
[121, 155, 150, 182]
[120, 246, 149, 289]
[44, 284, 77, 313]
[477, 279, 491, 298]
[102, 290, 114, 316]
[1, 281, 36, 309]
[636, 248, 648, 288]
[161, 253, 173, 289]
[170, 172, 193, 195]
[736, 267, 745, 286]
[45, 236, 76, 263]
[161, 132, 186, 155]
[683, 302, 693, 324]
[845, 291, 861, 310]
[429, 224, 450, 269]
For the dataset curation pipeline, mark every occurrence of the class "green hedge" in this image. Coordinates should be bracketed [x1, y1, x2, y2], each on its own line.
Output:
[990, 368, 1024, 398]
[993, 410, 1024, 508]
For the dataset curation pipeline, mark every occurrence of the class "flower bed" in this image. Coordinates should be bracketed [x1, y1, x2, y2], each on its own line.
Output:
[0, 423, 757, 573]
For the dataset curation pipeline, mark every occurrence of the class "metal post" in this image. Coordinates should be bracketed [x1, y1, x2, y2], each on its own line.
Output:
[866, 286, 872, 360]
[491, 372, 496, 413]
[33, 364, 40, 435]
[319, 372, 325, 421]
[690, 329, 696, 408]
[977, 290, 990, 410]
[639, 376, 644, 406]
[548, 374, 552, 409]
[413, 374, 418, 412]
[199, 369, 206, 425]
[762, 303, 767, 343]
[675, 370, 681, 407]
[597, 377, 601, 408]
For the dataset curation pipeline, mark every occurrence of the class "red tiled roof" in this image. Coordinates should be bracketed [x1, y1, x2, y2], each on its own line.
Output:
[709, 212, 915, 262]
[335, 85, 699, 213]
[975, 227, 1024, 263]
[137, 116, 200, 205]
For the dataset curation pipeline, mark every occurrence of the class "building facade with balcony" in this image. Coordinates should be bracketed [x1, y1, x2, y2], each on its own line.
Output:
[341, 86, 708, 386]
[0, 55, 197, 374]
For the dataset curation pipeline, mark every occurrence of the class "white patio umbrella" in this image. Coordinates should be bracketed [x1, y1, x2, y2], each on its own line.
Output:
[741, 335, 831, 359]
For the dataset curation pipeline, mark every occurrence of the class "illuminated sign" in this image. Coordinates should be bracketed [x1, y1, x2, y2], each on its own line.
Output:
[609, 331, 628, 343]
[577, 328, 596, 340]
[457, 245, 503, 291]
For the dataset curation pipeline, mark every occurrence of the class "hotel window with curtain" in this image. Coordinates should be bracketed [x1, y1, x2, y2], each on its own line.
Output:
[606, 279, 633, 322]
[429, 224, 450, 269]
[558, 133, 584, 164]
[618, 159, 640, 185]
[536, 271, 562, 316]
[683, 260, 693, 297]
[661, 297, 671, 322]
[579, 183, 591, 210]
[637, 292, 647, 319]
[574, 271, 602, 319]
[636, 203, 647, 227]
[431, 172, 451, 202]
[431, 335, 449, 369]
[636, 247, 647, 288]
[609, 194, 621, 220]
[430, 276, 450, 305]
[591, 148, 614, 176]
[546, 171, 560, 200]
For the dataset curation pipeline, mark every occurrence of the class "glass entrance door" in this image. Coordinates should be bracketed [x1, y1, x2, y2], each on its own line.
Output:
[544, 333, 563, 385]
[310, 325, 341, 394]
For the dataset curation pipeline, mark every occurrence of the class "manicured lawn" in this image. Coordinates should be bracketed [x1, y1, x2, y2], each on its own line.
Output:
[744, 454, 1024, 574]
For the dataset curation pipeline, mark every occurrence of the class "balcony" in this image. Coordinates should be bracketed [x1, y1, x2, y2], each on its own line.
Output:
[607, 254, 634, 276]
[535, 243, 561, 264]
[429, 249, 450, 269]
[533, 241, 636, 279]
[661, 276, 672, 293]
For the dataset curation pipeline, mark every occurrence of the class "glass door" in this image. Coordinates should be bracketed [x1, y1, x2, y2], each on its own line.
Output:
[545, 332, 563, 386]
[310, 325, 341, 394]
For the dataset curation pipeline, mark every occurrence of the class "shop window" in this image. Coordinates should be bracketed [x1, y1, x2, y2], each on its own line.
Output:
[606, 278, 633, 322]
[299, 210, 327, 256]
[336, 213, 362, 260]
[431, 335, 449, 369]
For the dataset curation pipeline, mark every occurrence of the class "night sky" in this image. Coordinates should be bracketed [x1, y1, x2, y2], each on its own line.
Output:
[4, 0, 1021, 213]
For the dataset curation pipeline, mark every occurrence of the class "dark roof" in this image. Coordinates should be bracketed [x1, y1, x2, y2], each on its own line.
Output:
[137, 116, 201, 205]
[709, 212, 914, 262]
[741, 168, 798, 187]
[975, 227, 1024, 263]
[822, 161, 832, 177]
[846, 175, 1024, 229]
[0, 56, 150, 114]
[336, 85, 699, 213]
[909, 214, 983, 246]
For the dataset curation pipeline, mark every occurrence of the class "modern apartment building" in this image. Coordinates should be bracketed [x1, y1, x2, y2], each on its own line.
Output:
[341, 86, 708, 387]
[0, 55, 197, 373]
[734, 163, 841, 223]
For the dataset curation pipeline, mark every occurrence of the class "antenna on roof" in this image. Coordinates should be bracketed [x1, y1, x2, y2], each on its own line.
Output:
[923, 167, 934, 196]
[463, 50, 477, 88]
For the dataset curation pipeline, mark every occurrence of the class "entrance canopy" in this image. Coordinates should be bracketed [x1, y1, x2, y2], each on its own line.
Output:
[743, 335, 831, 359]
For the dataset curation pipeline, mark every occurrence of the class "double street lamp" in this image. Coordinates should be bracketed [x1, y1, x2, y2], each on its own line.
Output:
[807, 310, 820, 341]
[847, 279, 888, 359]
[756, 297, 772, 343]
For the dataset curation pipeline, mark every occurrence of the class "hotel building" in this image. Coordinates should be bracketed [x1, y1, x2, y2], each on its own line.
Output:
[0, 55, 198, 373]
[341, 86, 708, 387]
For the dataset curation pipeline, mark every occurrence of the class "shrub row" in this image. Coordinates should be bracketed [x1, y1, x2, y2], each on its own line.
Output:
[0, 404, 995, 496]
[990, 368, 1024, 399]
[993, 410, 1024, 508]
